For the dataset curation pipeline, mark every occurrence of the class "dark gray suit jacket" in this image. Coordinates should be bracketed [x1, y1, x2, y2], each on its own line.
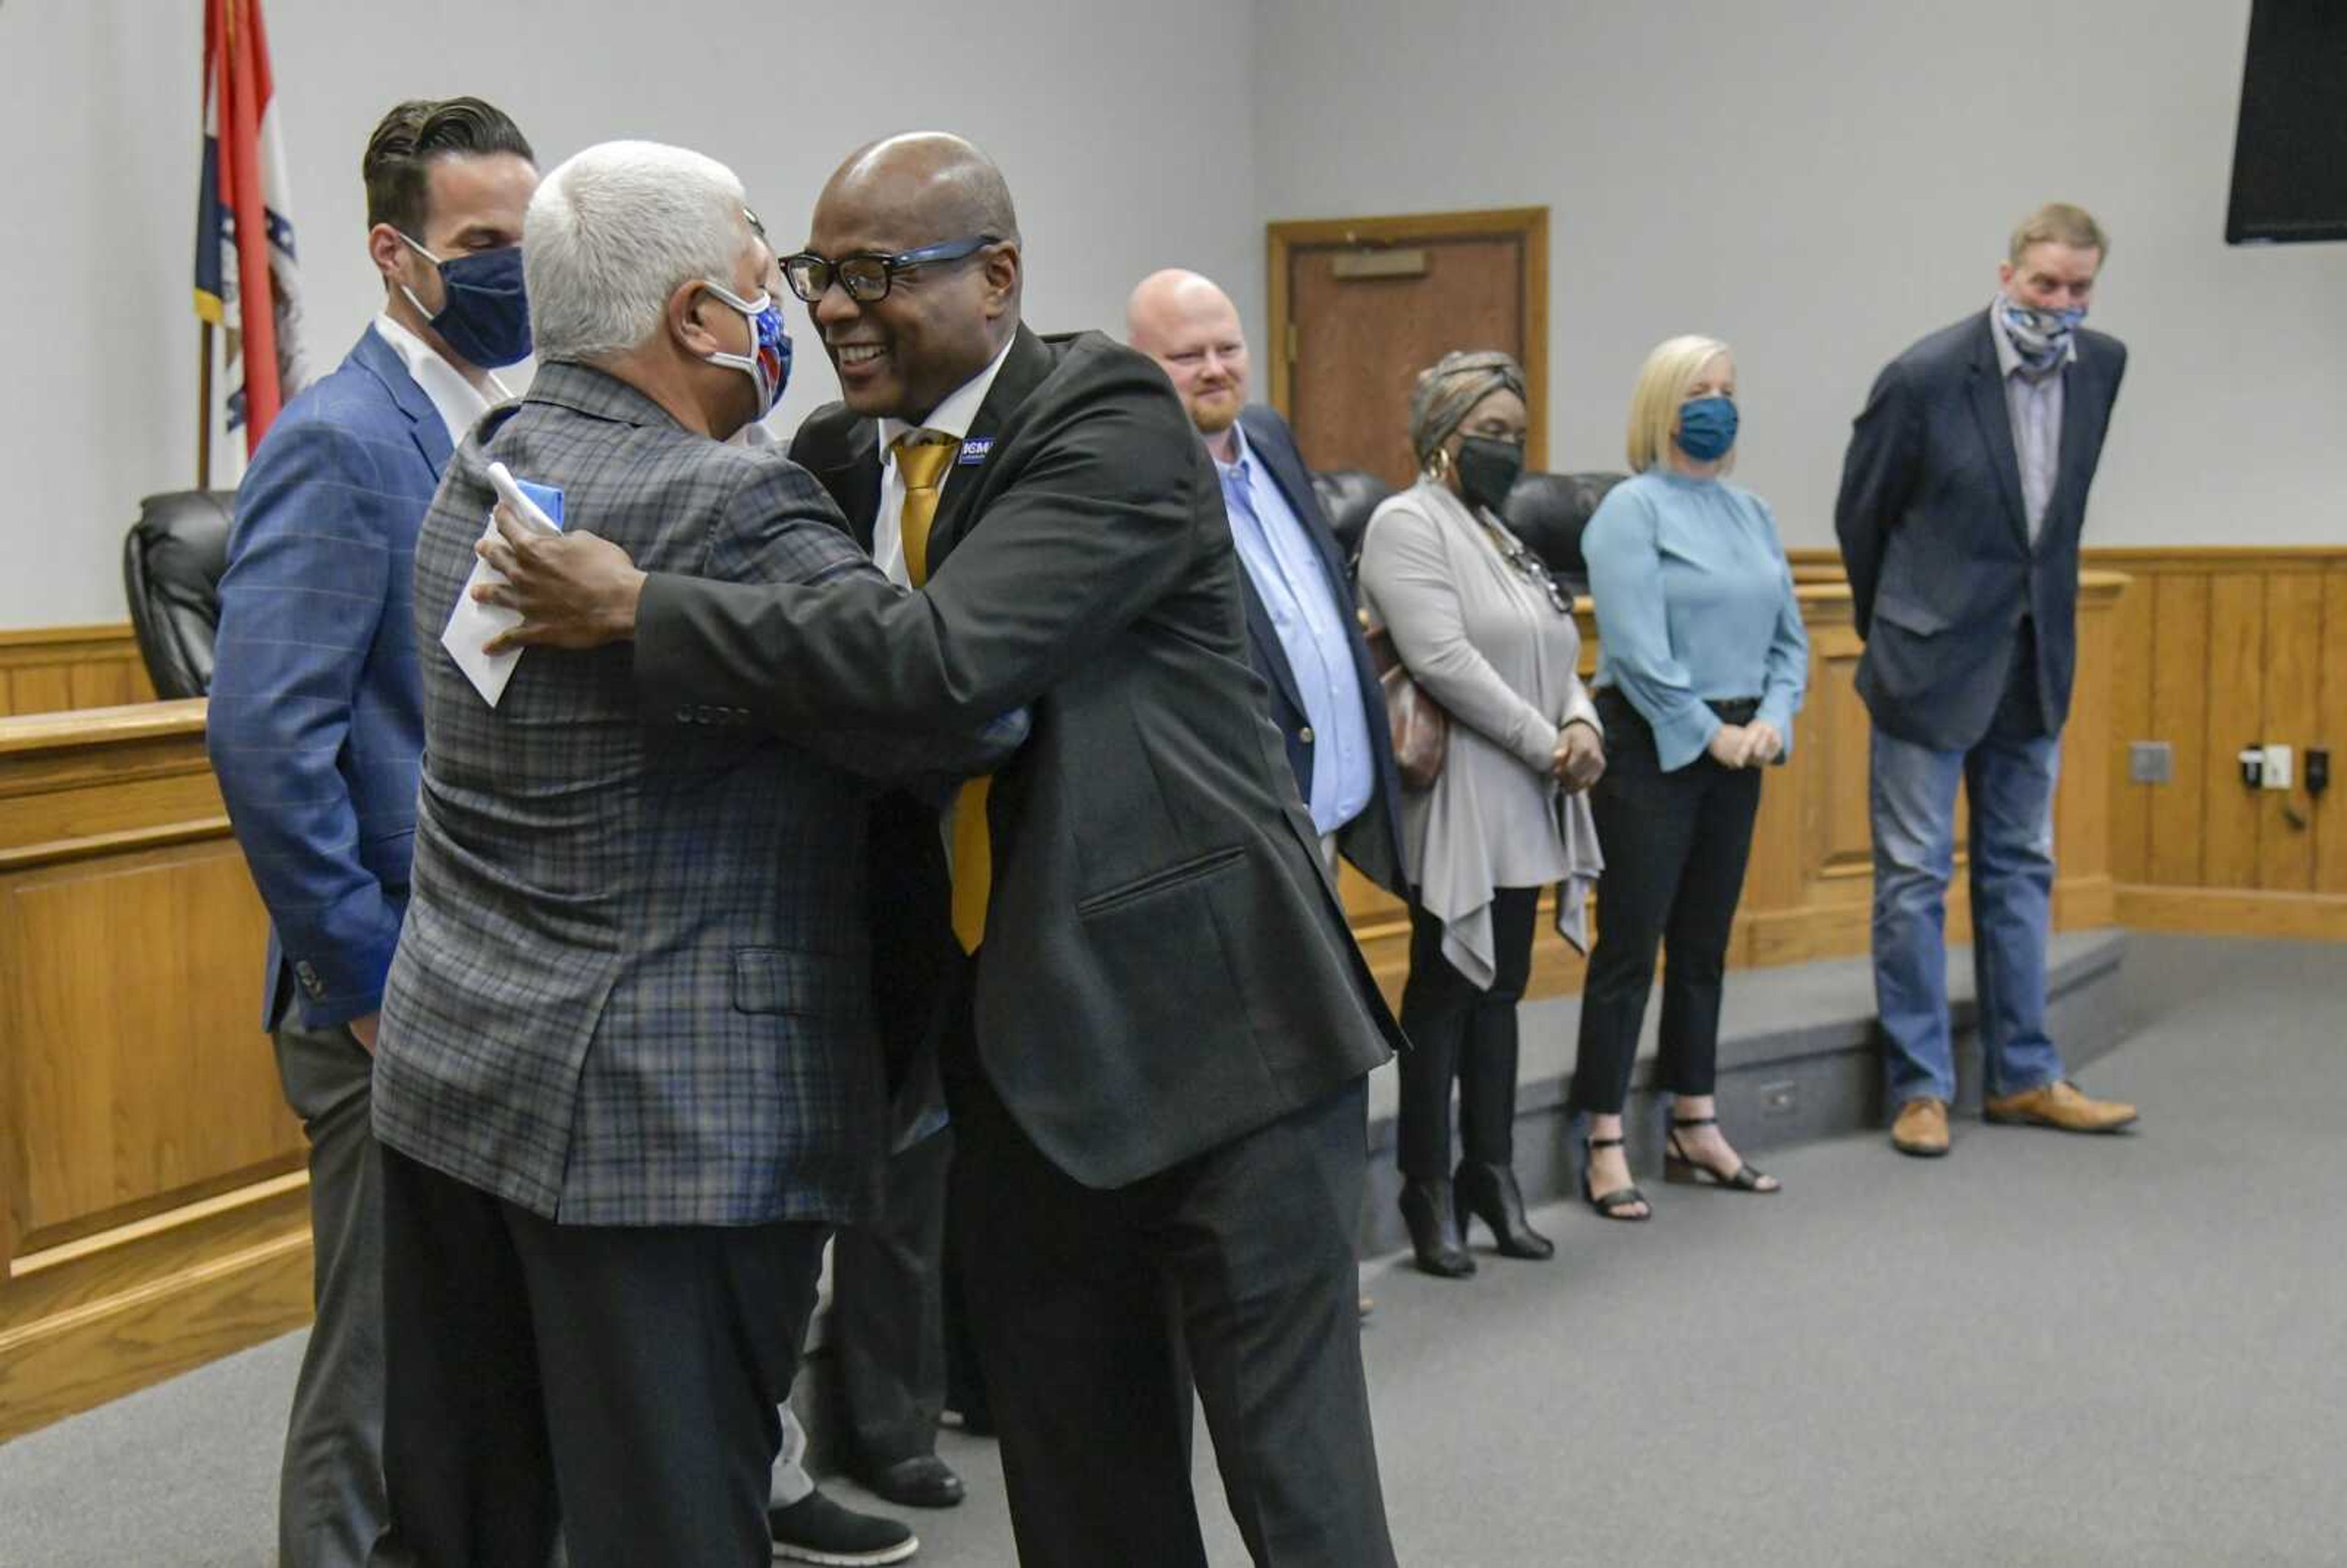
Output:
[635, 326, 1402, 1189]
[374, 363, 1016, 1228]
[1232, 403, 1406, 896]
[1835, 310, 2126, 750]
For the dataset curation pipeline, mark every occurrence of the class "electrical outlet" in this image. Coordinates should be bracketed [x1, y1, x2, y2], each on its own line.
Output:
[2128, 741, 2173, 784]
[2263, 743, 2294, 791]
[1760, 1080, 1797, 1116]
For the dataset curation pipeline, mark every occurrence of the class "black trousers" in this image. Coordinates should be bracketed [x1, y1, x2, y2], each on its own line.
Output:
[829, 1123, 952, 1467]
[369, 1148, 828, 1568]
[1570, 693, 1763, 1116]
[949, 1066, 1395, 1568]
[1395, 885, 1540, 1181]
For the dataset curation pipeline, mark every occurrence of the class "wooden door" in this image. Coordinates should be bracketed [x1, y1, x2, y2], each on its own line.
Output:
[1269, 208, 1548, 488]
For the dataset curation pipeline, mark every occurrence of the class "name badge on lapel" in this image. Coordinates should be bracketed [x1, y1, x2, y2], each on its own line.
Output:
[958, 438, 993, 466]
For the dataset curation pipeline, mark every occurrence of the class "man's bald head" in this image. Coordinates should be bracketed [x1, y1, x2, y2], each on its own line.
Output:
[1126, 268, 1250, 452]
[803, 133, 1022, 422]
[821, 132, 1020, 249]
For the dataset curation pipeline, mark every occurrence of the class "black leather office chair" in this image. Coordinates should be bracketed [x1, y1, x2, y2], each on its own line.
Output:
[1309, 469, 1396, 566]
[123, 490, 236, 700]
[1502, 471, 1627, 590]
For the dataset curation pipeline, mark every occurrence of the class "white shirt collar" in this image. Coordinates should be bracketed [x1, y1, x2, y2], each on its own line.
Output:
[373, 312, 498, 445]
[1210, 416, 1254, 480]
[878, 332, 1018, 457]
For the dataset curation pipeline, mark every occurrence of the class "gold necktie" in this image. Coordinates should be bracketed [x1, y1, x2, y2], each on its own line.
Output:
[894, 433, 993, 953]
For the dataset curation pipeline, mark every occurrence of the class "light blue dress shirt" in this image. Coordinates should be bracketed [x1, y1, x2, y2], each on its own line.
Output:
[1214, 421, 1374, 835]
[1987, 298, 2069, 543]
[1582, 466, 1809, 772]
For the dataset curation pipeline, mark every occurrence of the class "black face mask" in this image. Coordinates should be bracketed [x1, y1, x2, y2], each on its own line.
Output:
[1453, 434, 1524, 515]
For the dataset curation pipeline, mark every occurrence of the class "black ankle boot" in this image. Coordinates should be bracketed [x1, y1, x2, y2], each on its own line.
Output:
[1453, 1161, 1555, 1260]
[1398, 1178, 1476, 1278]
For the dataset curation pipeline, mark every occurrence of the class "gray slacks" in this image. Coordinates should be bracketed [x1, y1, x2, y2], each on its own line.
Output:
[273, 1017, 386, 1568]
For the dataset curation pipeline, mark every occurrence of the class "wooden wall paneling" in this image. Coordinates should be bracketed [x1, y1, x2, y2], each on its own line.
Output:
[2114, 885, 2347, 942]
[6, 665, 75, 717]
[2257, 573, 2323, 892]
[2320, 572, 2347, 896]
[2145, 573, 2211, 887]
[2052, 581, 2119, 927]
[8, 849, 293, 1248]
[1, 700, 311, 1443]
[0, 626, 155, 720]
[2103, 568, 2155, 884]
[2200, 574, 2266, 888]
[1812, 633, 1876, 881]
[65, 659, 143, 712]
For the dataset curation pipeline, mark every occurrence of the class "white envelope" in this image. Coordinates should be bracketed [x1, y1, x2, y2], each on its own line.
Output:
[440, 463, 562, 708]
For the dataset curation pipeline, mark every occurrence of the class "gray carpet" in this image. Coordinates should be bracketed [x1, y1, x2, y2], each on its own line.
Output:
[3, 934, 2341, 1567]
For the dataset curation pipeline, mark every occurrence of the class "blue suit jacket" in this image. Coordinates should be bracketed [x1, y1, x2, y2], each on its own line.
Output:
[1834, 312, 2126, 750]
[208, 326, 445, 1030]
[1232, 404, 1406, 896]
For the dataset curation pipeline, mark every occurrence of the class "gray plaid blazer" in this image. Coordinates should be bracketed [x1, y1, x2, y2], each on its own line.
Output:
[373, 362, 1018, 1227]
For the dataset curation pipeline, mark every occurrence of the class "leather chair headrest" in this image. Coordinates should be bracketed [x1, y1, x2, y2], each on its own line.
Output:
[1309, 469, 1396, 565]
[1501, 471, 1628, 584]
[123, 490, 235, 700]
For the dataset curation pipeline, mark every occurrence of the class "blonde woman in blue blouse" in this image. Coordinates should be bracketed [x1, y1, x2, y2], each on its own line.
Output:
[1569, 336, 1808, 1220]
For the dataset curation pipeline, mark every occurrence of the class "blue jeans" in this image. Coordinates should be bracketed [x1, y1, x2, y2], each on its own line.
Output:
[1870, 683, 2066, 1107]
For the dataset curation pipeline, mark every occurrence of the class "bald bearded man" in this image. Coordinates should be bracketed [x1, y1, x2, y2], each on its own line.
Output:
[1126, 269, 1403, 898]
[477, 135, 1402, 1568]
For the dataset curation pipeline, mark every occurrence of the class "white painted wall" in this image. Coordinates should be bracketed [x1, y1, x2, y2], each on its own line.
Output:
[8, 0, 2342, 630]
[0, 0, 1260, 627]
[1251, 0, 2347, 548]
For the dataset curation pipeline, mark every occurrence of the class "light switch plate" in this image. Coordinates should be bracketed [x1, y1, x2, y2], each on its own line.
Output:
[2263, 743, 2294, 790]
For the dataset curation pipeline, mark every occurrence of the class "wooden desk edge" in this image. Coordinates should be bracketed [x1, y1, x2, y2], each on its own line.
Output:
[0, 698, 209, 757]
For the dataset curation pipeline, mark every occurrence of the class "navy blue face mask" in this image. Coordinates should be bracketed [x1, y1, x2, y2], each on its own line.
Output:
[1674, 395, 1738, 463]
[399, 235, 532, 369]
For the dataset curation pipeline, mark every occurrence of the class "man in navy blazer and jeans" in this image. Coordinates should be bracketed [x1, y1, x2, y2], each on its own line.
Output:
[1835, 202, 2139, 1159]
[207, 97, 536, 1568]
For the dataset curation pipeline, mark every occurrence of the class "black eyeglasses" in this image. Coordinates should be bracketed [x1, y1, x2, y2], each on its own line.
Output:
[779, 234, 1002, 304]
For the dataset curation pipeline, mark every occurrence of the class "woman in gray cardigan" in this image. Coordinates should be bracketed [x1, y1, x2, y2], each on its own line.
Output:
[1357, 351, 1605, 1279]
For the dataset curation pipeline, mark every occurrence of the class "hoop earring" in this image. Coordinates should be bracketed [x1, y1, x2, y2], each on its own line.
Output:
[1422, 445, 1453, 483]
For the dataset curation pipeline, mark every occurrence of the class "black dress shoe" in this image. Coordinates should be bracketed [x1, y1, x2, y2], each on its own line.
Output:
[769, 1488, 917, 1565]
[857, 1453, 966, 1509]
[1453, 1160, 1555, 1260]
[1398, 1177, 1475, 1278]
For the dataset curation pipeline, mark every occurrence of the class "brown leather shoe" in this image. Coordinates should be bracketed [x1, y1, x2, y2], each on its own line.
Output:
[1891, 1097, 1950, 1157]
[1983, 1079, 2139, 1134]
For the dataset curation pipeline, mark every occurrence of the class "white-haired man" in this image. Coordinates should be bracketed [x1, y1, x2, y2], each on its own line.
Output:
[366, 141, 1018, 1568]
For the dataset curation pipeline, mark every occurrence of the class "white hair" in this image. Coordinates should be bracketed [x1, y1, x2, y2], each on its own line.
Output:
[524, 140, 753, 364]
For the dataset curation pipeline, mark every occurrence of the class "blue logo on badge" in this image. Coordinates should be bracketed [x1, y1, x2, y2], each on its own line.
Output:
[958, 438, 993, 466]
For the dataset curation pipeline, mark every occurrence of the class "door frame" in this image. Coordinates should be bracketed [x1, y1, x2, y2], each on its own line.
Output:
[1265, 206, 1551, 472]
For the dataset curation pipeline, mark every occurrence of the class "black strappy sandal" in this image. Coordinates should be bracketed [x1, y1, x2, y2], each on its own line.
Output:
[1581, 1135, 1650, 1222]
[1663, 1116, 1778, 1193]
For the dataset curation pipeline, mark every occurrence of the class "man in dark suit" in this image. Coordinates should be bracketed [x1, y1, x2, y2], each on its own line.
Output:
[477, 133, 1403, 1568]
[369, 140, 1018, 1568]
[1125, 268, 1405, 895]
[1835, 201, 2138, 1160]
[207, 95, 535, 1568]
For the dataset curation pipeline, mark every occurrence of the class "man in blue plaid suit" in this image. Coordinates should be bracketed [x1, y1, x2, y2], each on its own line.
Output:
[366, 141, 1020, 1568]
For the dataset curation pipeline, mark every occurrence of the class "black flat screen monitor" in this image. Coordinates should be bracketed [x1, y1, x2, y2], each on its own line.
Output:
[2227, 0, 2347, 244]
